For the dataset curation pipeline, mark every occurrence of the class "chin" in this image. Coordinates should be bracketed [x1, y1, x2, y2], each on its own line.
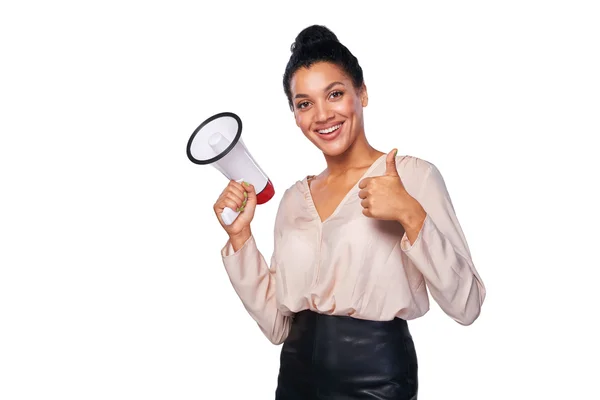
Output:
[315, 140, 353, 157]
[320, 146, 348, 157]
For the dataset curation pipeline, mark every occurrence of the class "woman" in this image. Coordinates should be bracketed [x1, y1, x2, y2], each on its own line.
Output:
[213, 25, 485, 400]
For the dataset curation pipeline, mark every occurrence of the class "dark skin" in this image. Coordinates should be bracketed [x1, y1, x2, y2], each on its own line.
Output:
[214, 61, 426, 250]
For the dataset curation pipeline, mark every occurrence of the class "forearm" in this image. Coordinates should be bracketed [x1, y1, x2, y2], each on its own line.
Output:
[402, 216, 484, 325]
[221, 233, 292, 344]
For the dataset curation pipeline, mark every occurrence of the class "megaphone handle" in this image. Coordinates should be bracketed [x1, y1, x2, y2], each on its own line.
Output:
[220, 178, 245, 225]
[221, 207, 240, 225]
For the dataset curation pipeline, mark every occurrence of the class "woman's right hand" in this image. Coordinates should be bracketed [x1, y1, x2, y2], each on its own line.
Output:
[213, 180, 257, 238]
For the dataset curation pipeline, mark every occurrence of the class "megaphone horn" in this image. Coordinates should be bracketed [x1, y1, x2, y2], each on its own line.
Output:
[186, 112, 275, 225]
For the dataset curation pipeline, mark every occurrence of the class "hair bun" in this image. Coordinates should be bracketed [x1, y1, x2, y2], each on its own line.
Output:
[290, 25, 339, 52]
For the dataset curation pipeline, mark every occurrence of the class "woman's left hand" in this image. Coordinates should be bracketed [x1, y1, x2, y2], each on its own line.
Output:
[358, 149, 427, 231]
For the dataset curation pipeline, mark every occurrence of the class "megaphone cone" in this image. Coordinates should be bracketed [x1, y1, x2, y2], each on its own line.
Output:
[186, 112, 275, 225]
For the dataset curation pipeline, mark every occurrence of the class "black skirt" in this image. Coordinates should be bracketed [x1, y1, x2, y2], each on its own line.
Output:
[275, 310, 418, 400]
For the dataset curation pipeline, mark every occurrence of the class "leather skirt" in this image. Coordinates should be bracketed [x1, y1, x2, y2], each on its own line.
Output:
[275, 310, 418, 400]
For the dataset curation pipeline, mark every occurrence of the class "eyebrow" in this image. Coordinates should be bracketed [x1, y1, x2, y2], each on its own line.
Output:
[294, 81, 346, 99]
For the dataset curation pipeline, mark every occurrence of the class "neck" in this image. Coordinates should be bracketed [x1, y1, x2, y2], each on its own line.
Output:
[322, 133, 385, 177]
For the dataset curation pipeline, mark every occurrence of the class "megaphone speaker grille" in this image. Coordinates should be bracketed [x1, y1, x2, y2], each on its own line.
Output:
[186, 112, 242, 165]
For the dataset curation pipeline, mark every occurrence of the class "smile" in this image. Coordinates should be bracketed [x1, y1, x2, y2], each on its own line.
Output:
[317, 123, 343, 135]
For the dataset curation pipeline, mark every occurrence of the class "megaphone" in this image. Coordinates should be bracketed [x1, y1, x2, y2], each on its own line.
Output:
[186, 112, 275, 225]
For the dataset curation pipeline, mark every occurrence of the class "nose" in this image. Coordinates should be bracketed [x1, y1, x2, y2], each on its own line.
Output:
[315, 101, 334, 123]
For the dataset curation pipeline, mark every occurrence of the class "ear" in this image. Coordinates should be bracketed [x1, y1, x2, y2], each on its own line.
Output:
[360, 83, 368, 107]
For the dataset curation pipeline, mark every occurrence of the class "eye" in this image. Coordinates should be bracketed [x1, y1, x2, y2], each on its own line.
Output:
[329, 90, 344, 99]
[296, 101, 310, 110]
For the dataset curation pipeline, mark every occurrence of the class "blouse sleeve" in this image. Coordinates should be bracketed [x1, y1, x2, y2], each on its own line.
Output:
[220, 190, 293, 344]
[401, 162, 486, 325]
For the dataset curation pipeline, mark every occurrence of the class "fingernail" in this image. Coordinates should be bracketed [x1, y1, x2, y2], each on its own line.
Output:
[242, 199, 247, 206]
[243, 181, 249, 187]
[244, 191, 248, 198]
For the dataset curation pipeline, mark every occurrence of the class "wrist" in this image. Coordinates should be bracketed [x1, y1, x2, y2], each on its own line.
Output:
[396, 200, 426, 232]
[229, 228, 252, 252]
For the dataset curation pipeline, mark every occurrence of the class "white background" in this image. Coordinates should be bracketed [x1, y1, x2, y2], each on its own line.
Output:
[1, 1, 599, 399]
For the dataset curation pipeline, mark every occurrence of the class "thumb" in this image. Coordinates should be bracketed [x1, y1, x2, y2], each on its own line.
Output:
[385, 148, 399, 176]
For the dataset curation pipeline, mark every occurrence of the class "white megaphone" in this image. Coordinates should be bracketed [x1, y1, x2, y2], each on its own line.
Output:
[186, 112, 275, 225]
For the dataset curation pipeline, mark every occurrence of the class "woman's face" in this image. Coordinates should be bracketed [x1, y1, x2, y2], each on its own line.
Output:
[289, 61, 368, 157]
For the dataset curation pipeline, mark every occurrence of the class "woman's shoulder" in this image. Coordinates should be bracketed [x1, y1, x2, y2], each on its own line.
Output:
[394, 154, 436, 176]
[273, 177, 309, 205]
[392, 154, 445, 196]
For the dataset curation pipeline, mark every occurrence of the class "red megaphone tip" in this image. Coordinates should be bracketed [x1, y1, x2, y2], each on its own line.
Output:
[256, 179, 275, 205]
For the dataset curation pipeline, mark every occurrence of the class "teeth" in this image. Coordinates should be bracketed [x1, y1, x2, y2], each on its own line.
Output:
[318, 123, 342, 134]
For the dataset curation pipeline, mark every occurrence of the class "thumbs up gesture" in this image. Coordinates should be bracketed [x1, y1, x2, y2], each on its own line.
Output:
[358, 149, 426, 227]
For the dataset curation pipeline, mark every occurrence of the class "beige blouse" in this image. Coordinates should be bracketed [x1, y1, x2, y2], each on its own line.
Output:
[220, 154, 486, 344]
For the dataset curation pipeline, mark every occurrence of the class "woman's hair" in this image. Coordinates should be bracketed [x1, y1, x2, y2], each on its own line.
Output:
[283, 25, 364, 111]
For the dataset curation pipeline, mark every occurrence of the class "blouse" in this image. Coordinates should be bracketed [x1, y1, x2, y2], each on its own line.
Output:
[220, 154, 486, 344]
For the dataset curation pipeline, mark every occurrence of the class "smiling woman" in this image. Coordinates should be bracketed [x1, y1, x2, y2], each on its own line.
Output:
[291, 67, 364, 150]
[213, 24, 486, 400]
[283, 27, 369, 158]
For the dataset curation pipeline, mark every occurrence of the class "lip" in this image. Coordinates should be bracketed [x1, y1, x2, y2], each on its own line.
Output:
[314, 121, 345, 141]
